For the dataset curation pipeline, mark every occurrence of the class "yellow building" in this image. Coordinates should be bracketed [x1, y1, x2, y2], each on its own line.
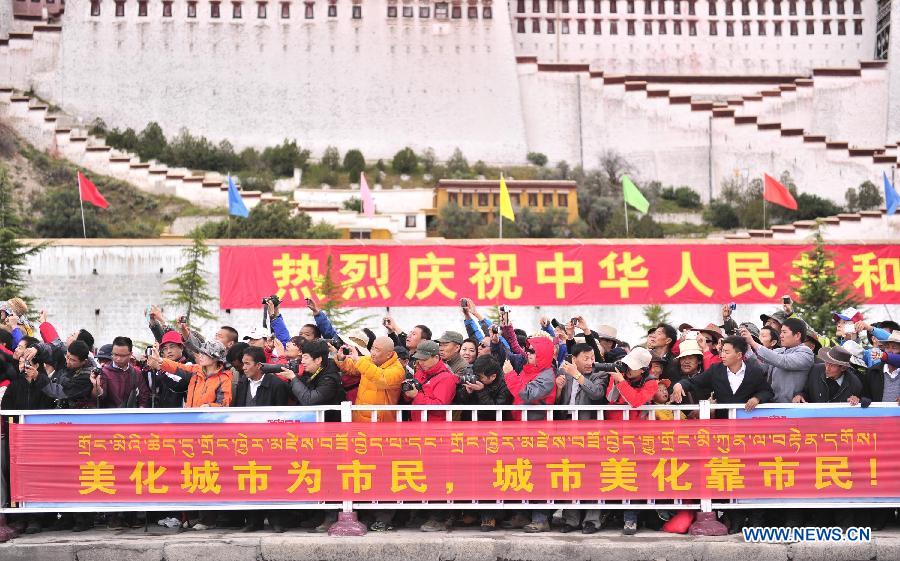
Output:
[433, 179, 580, 224]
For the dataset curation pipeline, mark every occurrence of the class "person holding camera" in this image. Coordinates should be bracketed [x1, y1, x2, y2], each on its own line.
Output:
[144, 331, 192, 408]
[341, 336, 405, 423]
[146, 340, 232, 409]
[279, 339, 345, 421]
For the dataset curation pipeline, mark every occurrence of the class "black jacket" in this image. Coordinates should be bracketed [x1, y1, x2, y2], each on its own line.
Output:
[861, 363, 900, 402]
[234, 373, 290, 408]
[289, 361, 345, 421]
[36, 365, 96, 408]
[146, 358, 191, 408]
[677, 362, 774, 418]
[798, 364, 868, 405]
[457, 373, 514, 421]
[0, 364, 54, 411]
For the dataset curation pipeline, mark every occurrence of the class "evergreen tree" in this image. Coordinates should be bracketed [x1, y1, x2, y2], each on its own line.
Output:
[791, 228, 860, 338]
[314, 255, 375, 334]
[164, 230, 217, 323]
[0, 165, 45, 302]
[638, 303, 671, 333]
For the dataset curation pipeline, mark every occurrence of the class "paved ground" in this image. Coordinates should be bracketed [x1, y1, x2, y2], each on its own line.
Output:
[1, 526, 898, 561]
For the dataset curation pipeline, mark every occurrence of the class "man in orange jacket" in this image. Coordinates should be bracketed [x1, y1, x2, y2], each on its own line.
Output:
[342, 336, 405, 422]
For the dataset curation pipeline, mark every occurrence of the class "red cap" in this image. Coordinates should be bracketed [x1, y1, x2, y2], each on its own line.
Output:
[160, 331, 184, 347]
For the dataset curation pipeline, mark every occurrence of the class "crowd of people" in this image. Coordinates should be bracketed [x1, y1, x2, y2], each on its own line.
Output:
[1, 294, 899, 537]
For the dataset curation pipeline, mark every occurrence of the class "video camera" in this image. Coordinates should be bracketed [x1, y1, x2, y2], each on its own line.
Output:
[401, 378, 423, 393]
[459, 373, 478, 385]
[260, 359, 300, 375]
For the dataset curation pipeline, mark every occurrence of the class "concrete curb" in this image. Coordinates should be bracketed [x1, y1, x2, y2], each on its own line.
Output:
[0, 528, 896, 561]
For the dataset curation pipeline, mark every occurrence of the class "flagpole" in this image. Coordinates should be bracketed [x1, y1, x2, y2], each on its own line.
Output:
[78, 174, 87, 238]
[498, 173, 503, 240]
[623, 194, 629, 238]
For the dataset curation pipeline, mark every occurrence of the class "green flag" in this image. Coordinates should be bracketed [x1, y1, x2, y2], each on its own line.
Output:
[621, 175, 649, 213]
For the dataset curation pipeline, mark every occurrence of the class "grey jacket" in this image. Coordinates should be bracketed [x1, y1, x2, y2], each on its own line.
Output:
[752, 344, 815, 403]
[555, 366, 610, 420]
[518, 367, 556, 421]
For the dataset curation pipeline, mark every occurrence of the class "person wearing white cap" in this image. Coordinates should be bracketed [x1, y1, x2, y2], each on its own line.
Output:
[831, 308, 892, 367]
[862, 331, 900, 404]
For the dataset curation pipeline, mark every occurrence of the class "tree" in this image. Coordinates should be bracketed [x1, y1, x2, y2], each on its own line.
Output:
[703, 200, 740, 229]
[422, 147, 437, 173]
[136, 122, 168, 161]
[790, 228, 861, 338]
[526, 152, 548, 167]
[342, 197, 362, 212]
[313, 255, 375, 334]
[432, 203, 484, 239]
[446, 148, 470, 178]
[163, 230, 217, 323]
[638, 304, 671, 333]
[392, 147, 419, 174]
[857, 180, 883, 210]
[342, 149, 366, 183]
[197, 202, 340, 239]
[0, 165, 44, 302]
[321, 146, 341, 171]
[33, 186, 111, 238]
[504, 207, 585, 238]
[262, 139, 310, 177]
[602, 209, 663, 238]
[844, 187, 860, 212]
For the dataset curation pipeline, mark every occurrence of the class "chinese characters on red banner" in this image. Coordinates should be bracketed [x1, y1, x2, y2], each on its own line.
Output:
[9, 419, 898, 504]
[219, 244, 900, 308]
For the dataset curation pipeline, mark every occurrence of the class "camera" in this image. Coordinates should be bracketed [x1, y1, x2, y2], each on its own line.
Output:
[613, 360, 629, 374]
[459, 373, 478, 385]
[330, 336, 345, 349]
[460, 298, 469, 309]
[782, 295, 792, 305]
[261, 359, 300, 375]
[498, 305, 509, 313]
[341, 346, 351, 357]
[305, 297, 313, 306]
[144, 346, 153, 357]
[401, 378, 422, 393]
[261, 294, 282, 308]
[550, 318, 561, 329]
[491, 325, 500, 335]
[570, 318, 578, 327]
[177, 315, 188, 324]
[729, 302, 737, 311]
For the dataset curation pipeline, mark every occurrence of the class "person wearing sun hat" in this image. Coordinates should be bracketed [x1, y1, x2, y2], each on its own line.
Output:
[793, 346, 867, 406]
[831, 308, 892, 366]
[697, 323, 724, 369]
[862, 331, 900, 404]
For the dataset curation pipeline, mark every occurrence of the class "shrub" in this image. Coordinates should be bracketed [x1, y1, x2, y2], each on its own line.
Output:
[392, 147, 419, 174]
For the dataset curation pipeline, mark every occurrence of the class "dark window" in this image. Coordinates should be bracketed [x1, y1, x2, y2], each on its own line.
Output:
[593, 0, 601, 13]
[821, 1, 830, 15]
[483, 6, 492, 17]
[561, 19, 569, 33]
[420, 6, 430, 17]
[644, 0, 651, 14]
[774, 20, 782, 34]
[854, 19, 862, 35]
[435, 2, 448, 18]
[305, 2, 314, 18]
[725, 1, 733, 16]
[448, 192, 458, 204]
[658, 20, 666, 34]
[688, 0, 696, 15]
[790, 20, 798, 35]
[609, 19, 617, 33]
[836, 0, 844, 14]
[328, 4, 337, 17]
[451, 5, 462, 18]
[758, 20, 766, 34]
[115, 1, 124, 17]
[627, 19, 635, 34]
[577, 0, 585, 13]
[467, 6, 477, 18]
[517, 17, 526, 32]
[350, 230, 372, 239]
[852, 0, 860, 15]
[462, 193, 473, 207]
[511, 193, 520, 206]
[90, 0, 100, 16]
[789, 0, 797, 15]
[658, 0, 665, 14]
[543, 193, 553, 207]
[806, 20, 814, 34]
[688, 20, 696, 35]
[708, 0, 715, 16]
[562, 0, 570, 13]
[673, 1, 681, 15]
[609, 0, 617, 14]
[388, 6, 397, 17]
[837, 19, 845, 35]
[547, 18, 555, 32]
[257, 2, 266, 19]
[517, 0, 525, 13]
[352, 4, 361, 18]
[211, 2, 221, 18]
[528, 193, 538, 207]
[726, 21, 734, 36]
[644, 20, 652, 34]
[709, 20, 717, 35]
[558, 193, 568, 207]
[577, 18, 585, 33]
[626, 0, 633, 14]
[742, 0, 749, 15]
[593, 19, 602, 33]
[188, 2, 198, 18]
[742, 21, 750, 35]
[758, 0, 765, 15]
[774, 0, 782, 15]
[403, 6, 414, 16]
[532, 0, 539, 12]
[139, 1, 148, 16]
[492, 193, 499, 206]
[532, 18, 540, 31]
[822, 19, 831, 34]
[233, 2, 242, 18]
[478, 193, 489, 206]
[280, 1, 288, 17]
[163, 1, 172, 17]
[405, 216, 416, 228]
[674, 20, 682, 34]
[805, 1, 813, 15]
[548, 0, 556, 12]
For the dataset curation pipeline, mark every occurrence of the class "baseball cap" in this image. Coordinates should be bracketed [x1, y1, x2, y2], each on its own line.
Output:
[394, 345, 409, 359]
[621, 347, 653, 371]
[411, 340, 440, 361]
[243, 326, 269, 341]
[832, 307, 863, 323]
[160, 331, 184, 347]
[436, 331, 465, 345]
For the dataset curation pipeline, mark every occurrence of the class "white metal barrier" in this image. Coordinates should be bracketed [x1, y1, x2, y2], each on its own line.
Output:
[2, 402, 898, 514]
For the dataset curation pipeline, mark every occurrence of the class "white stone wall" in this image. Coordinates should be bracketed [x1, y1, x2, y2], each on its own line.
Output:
[45, 0, 529, 163]
[22, 241, 900, 355]
[508, 0, 879, 74]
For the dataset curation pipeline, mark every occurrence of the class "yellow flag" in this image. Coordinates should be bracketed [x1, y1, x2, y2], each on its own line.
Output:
[499, 174, 515, 222]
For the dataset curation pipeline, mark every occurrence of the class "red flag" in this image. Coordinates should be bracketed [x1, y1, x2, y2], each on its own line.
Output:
[763, 173, 797, 210]
[77, 171, 109, 209]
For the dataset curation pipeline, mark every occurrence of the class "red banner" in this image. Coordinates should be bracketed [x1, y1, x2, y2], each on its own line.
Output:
[10, 418, 900, 504]
[218, 243, 900, 308]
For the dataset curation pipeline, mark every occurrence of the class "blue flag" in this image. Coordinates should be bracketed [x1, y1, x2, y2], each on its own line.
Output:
[885, 172, 899, 215]
[227, 175, 249, 218]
